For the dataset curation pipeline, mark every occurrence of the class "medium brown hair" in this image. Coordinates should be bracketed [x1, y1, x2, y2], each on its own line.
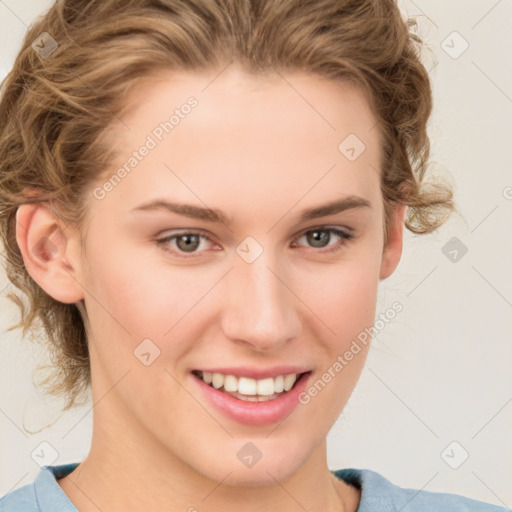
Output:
[0, 0, 455, 411]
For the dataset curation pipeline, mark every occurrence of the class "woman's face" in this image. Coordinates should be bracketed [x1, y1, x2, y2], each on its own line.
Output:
[70, 66, 404, 485]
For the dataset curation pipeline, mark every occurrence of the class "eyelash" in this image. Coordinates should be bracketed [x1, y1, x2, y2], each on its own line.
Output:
[155, 225, 354, 258]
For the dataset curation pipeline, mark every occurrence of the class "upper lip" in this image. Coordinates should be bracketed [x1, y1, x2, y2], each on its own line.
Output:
[192, 366, 312, 380]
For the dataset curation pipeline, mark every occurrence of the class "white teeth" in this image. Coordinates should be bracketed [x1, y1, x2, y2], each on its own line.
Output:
[238, 376, 257, 395]
[212, 373, 223, 389]
[284, 374, 297, 391]
[257, 377, 275, 396]
[198, 371, 302, 397]
[223, 374, 238, 392]
[274, 375, 284, 393]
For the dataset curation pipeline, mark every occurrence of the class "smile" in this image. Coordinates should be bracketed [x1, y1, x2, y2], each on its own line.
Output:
[190, 365, 313, 425]
[192, 370, 307, 402]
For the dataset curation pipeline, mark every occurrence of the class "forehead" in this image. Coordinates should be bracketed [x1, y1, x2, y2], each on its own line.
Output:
[117, 65, 379, 145]
[92, 65, 382, 225]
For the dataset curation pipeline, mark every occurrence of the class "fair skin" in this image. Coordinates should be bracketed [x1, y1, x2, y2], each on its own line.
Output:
[16, 65, 405, 512]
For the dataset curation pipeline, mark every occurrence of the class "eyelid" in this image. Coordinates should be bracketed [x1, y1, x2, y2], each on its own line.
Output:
[155, 224, 354, 257]
[296, 223, 353, 238]
[154, 229, 218, 258]
[292, 225, 354, 253]
[156, 224, 353, 240]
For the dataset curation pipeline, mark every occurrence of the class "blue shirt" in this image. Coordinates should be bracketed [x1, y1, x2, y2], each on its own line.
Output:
[0, 463, 509, 511]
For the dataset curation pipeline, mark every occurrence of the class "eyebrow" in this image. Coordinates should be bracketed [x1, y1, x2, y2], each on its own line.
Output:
[130, 195, 371, 225]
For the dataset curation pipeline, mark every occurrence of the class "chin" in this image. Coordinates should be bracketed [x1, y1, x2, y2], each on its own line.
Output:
[196, 446, 307, 488]
[214, 465, 295, 488]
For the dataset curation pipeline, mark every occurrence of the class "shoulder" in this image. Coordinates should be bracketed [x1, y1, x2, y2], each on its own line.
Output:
[0, 463, 80, 512]
[332, 468, 510, 512]
[0, 482, 38, 512]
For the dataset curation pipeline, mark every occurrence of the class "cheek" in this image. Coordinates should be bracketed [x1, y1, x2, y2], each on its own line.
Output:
[81, 239, 220, 364]
[83, 239, 184, 325]
[299, 260, 380, 410]
[297, 255, 381, 346]
[82, 225, 382, 361]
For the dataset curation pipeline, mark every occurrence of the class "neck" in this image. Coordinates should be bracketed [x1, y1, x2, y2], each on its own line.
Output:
[57, 376, 359, 512]
[58, 425, 358, 512]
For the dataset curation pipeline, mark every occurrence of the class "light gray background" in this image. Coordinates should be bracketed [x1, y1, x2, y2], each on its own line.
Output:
[1, 0, 511, 507]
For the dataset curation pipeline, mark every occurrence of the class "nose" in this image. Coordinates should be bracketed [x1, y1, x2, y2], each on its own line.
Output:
[219, 249, 301, 352]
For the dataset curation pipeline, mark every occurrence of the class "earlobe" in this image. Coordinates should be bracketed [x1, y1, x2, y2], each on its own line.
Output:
[379, 204, 407, 281]
[15, 203, 85, 303]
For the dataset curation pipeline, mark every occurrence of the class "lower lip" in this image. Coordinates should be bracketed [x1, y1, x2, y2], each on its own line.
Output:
[191, 371, 312, 426]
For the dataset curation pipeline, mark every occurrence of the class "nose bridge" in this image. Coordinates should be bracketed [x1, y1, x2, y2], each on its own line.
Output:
[220, 245, 300, 350]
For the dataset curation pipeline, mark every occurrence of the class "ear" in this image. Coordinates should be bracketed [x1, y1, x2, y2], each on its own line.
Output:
[379, 204, 407, 281]
[15, 202, 85, 303]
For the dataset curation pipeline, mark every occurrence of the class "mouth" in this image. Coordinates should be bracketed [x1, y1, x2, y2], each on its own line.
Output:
[191, 369, 311, 402]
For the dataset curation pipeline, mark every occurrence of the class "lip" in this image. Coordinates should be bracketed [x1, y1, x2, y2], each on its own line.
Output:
[190, 370, 313, 426]
[192, 365, 312, 380]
